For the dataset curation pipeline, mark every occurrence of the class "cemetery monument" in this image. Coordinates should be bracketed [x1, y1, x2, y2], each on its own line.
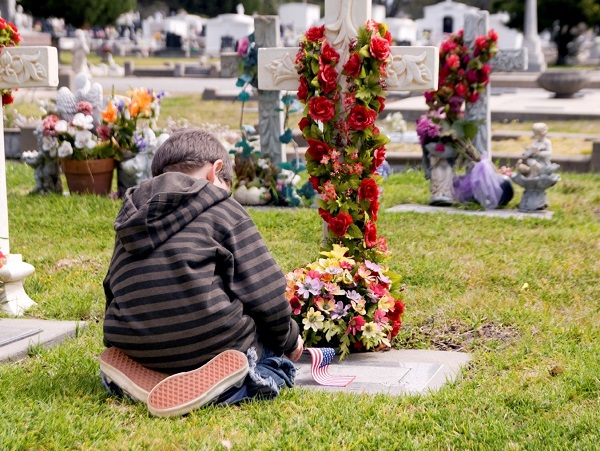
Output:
[0, 43, 59, 315]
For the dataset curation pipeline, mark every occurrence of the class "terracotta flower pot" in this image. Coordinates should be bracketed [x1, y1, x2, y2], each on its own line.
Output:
[61, 158, 115, 195]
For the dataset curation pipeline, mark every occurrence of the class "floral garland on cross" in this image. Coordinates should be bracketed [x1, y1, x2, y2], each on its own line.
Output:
[0, 18, 21, 105]
[285, 21, 405, 359]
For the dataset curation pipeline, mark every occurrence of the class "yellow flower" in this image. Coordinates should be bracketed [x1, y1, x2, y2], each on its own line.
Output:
[101, 101, 117, 123]
[362, 322, 380, 339]
[314, 297, 335, 314]
[377, 294, 395, 312]
[351, 298, 366, 315]
[302, 307, 325, 332]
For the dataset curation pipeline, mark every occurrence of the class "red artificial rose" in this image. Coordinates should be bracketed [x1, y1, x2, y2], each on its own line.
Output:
[310, 176, 322, 192]
[318, 208, 332, 222]
[346, 104, 377, 130]
[388, 300, 405, 321]
[358, 178, 379, 202]
[298, 116, 311, 131]
[489, 29, 499, 42]
[440, 40, 457, 54]
[364, 220, 377, 248]
[306, 138, 330, 162]
[371, 146, 386, 172]
[467, 92, 480, 103]
[365, 19, 379, 32]
[298, 77, 309, 101]
[384, 30, 392, 45]
[305, 25, 325, 42]
[369, 34, 390, 61]
[1, 93, 14, 105]
[318, 64, 338, 94]
[328, 212, 353, 237]
[369, 198, 380, 222]
[455, 83, 467, 97]
[308, 96, 336, 122]
[390, 320, 402, 338]
[319, 41, 340, 65]
[375, 96, 386, 113]
[466, 69, 478, 84]
[445, 54, 460, 70]
[474, 36, 488, 52]
[343, 52, 362, 78]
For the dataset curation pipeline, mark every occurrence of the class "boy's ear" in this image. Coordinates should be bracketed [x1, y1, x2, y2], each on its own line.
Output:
[206, 159, 224, 182]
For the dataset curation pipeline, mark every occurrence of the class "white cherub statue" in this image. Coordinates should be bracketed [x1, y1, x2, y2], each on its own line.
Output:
[56, 73, 103, 127]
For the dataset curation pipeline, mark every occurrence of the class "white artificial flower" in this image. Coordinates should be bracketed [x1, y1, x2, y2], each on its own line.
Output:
[123, 108, 131, 120]
[42, 136, 58, 151]
[85, 138, 97, 149]
[72, 113, 94, 130]
[57, 141, 73, 158]
[75, 130, 93, 149]
[55, 120, 69, 133]
[257, 158, 269, 170]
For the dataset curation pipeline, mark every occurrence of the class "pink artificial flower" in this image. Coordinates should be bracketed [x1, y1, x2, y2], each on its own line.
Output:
[77, 101, 93, 115]
[237, 36, 250, 56]
[346, 315, 366, 335]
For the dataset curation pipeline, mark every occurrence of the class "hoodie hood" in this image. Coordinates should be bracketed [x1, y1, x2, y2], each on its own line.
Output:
[114, 172, 230, 255]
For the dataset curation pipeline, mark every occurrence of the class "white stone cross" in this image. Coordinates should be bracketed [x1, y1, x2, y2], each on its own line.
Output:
[0, 45, 59, 315]
[258, 0, 439, 97]
[463, 10, 528, 160]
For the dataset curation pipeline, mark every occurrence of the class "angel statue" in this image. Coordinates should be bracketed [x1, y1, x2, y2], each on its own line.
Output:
[56, 73, 103, 127]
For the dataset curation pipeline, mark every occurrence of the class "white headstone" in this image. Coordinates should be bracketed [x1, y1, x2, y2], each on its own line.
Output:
[205, 13, 254, 56]
[278, 2, 321, 40]
[0, 45, 58, 315]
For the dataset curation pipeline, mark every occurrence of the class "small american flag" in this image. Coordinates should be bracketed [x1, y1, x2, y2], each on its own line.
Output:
[305, 348, 355, 387]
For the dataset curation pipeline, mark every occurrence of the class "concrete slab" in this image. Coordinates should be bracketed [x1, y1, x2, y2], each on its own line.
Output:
[0, 319, 86, 363]
[294, 349, 471, 395]
[386, 204, 554, 220]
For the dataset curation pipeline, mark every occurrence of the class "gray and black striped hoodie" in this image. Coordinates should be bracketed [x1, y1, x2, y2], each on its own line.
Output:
[103, 172, 299, 374]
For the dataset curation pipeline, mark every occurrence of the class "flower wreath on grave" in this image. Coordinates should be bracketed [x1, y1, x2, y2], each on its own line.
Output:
[285, 21, 405, 359]
[416, 29, 498, 163]
[0, 18, 22, 105]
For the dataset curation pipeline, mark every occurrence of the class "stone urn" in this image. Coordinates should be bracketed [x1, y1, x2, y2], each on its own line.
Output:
[537, 70, 590, 98]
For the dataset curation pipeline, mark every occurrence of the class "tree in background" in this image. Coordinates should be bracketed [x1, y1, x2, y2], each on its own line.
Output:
[493, 0, 600, 65]
[19, 0, 136, 28]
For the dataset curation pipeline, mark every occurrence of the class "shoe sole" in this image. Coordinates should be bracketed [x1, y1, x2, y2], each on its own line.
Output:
[147, 350, 249, 417]
[99, 347, 168, 403]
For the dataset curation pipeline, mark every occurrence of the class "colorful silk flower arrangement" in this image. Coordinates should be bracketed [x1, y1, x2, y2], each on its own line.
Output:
[0, 18, 22, 105]
[286, 21, 405, 357]
[99, 88, 166, 160]
[416, 29, 498, 162]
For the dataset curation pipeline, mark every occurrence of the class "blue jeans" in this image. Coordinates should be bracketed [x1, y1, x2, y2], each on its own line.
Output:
[101, 347, 296, 405]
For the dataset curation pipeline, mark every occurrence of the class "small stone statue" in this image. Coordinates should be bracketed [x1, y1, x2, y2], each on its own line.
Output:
[423, 142, 456, 206]
[22, 149, 63, 194]
[512, 123, 560, 211]
[516, 122, 553, 178]
[71, 29, 91, 75]
[56, 73, 103, 126]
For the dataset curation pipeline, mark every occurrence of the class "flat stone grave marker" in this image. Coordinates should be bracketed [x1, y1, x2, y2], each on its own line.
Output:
[0, 319, 86, 363]
[386, 204, 554, 220]
[294, 349, 471, 395]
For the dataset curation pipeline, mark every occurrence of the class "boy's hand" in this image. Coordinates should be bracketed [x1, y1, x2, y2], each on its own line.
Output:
[286, 336, 304, 362]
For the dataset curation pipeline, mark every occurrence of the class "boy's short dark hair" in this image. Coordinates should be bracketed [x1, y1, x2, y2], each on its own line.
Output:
[151, 128, 234, 186]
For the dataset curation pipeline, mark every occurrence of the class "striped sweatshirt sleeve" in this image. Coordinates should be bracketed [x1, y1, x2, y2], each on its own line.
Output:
[221, 216, 299, 354]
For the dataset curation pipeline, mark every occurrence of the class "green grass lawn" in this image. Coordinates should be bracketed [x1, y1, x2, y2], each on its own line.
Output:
[1, 163, 599, 449]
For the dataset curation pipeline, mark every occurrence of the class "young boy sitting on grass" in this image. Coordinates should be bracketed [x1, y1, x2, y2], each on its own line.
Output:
[100, 128, 303, 417]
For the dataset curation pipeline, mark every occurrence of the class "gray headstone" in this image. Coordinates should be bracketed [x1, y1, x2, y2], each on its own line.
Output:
[255, 15, 286, 166]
